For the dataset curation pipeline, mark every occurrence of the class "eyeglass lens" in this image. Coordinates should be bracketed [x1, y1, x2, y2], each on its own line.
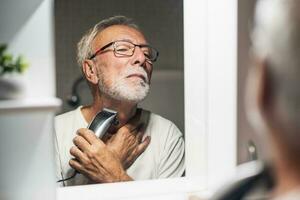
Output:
[113, 41, 157, 61]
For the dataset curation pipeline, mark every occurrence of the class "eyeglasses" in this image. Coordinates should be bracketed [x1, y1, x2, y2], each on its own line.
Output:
[89, 40, 159, 63]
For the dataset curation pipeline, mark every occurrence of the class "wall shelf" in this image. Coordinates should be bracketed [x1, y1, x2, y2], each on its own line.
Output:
[0, 97, 61, 112]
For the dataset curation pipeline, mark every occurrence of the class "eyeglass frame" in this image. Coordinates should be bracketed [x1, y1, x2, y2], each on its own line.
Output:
[88, 39, 159, 63]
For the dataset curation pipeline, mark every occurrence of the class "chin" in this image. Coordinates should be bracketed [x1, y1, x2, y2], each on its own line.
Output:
[127, 78, 148, 87]
[101, 81, 150, 103]
[118, 84, 150, 103]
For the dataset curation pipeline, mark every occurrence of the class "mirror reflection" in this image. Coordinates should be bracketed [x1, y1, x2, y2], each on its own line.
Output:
[54, 0, 184, 186]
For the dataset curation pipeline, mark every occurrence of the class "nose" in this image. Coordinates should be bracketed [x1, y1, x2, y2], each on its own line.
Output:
[131, 46, 147, 66]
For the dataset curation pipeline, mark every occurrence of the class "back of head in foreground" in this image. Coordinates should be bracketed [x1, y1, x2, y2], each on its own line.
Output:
[211, 0, 300, 199]
[250, 0, 300, 179]
[249, 0, 300, 197]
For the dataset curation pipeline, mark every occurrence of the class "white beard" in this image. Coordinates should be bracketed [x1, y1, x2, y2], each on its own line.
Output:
[98, 66, 150, 103]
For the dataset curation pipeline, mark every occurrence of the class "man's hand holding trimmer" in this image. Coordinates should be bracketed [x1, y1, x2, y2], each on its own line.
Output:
[69, 109, 150, 183]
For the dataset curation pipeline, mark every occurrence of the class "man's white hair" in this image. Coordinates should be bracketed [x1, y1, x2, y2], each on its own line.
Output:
[77, 16, 139, 68]
[252, 0, 300, 141]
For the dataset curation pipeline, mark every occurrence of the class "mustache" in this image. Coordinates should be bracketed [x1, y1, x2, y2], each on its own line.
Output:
[122, 67, 149, 83]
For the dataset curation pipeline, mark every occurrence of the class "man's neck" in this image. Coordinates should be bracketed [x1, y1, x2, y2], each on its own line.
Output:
[81, 94, 137, 130]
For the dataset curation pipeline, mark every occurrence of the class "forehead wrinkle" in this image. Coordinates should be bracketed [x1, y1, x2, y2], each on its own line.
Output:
[92, 25, 147, 52]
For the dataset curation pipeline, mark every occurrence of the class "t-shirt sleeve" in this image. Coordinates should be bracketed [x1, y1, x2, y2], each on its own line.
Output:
[158, 123, 185, 178]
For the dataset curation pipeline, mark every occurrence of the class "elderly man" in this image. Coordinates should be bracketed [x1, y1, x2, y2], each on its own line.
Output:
[54, 16, 184, 186]
[247, 0, 300, 198]
[212, 0, 300, 199]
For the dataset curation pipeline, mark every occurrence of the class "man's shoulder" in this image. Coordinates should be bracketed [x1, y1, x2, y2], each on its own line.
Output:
[54, 106, 87, 145]
[148, 111, 172, 125]
[54, 106, 84, 134]
[145, 110, 183, 138]
[55, 108, 78, 123]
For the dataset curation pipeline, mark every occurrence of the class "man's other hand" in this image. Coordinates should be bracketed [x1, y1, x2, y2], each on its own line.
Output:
[105, 109, 151, 169]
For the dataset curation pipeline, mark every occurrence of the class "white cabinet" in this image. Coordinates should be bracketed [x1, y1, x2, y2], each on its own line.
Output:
[0, 0, 60, 199]
[0, 98, 60, 200]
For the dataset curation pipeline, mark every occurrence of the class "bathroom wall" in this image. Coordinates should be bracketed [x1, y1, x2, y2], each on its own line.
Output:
[237, 0, 260, 164]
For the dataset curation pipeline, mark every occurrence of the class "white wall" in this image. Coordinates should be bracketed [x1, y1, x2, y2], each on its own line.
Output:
[1, 0, 56, 98]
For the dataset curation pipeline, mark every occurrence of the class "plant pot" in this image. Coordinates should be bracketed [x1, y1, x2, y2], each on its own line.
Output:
[0, 74, 25, 99]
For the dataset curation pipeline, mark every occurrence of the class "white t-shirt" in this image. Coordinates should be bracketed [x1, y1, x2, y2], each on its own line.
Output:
[54, 106, 185, 186]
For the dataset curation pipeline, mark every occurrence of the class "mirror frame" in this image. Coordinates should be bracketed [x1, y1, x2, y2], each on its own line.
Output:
[57, 0, 238, 199]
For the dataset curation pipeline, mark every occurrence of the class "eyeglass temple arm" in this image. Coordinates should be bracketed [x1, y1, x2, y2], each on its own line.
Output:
[89, 42, 114, 60]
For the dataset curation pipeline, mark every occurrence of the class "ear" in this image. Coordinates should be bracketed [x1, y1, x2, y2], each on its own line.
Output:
[82, 60, 99, 85]
[244, 57, 272, 135]
[253, 58, 271, 116]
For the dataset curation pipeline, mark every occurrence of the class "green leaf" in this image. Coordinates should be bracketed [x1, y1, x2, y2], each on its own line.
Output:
[0, 44, 29, 75]
[0, 44, 7, 56]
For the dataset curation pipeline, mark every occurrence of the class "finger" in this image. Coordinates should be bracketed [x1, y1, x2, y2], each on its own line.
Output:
[69, 159, 97, 182]
[102, 132, 114, 143]
[73, 135, 91, 152]
[69, 146, 90, 164]
[77, 128, 98, 144]
[69, 158, 84, 172]
[124, 109, 142, 131]
[135, 124, 146, 140]
[126, 109, 150, 132]
[125, 136, 151, 169]
[139, 109, 150, 130]
[132, 123, 144, 133]
[115, 122, 140, 137]
[135, 136, 151, 156]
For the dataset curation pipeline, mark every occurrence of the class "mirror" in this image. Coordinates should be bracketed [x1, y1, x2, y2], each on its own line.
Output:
[0, 0, 241, 198]
[54, 0, 184, 185]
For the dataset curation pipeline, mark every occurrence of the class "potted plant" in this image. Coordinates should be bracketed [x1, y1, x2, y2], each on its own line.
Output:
[0, 44, 29, 99]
